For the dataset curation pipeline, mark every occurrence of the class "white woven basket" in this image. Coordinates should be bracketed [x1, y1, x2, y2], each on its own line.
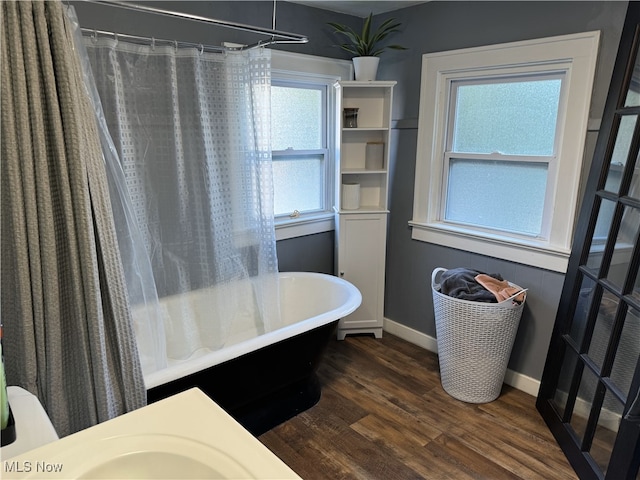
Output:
[432, 267, 526, 403]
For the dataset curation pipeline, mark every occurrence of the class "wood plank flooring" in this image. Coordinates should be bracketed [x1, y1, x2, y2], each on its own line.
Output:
[258, 333, 578, 480]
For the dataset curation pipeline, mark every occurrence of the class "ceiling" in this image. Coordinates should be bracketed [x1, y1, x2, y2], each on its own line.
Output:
[287, 1, 428, 17]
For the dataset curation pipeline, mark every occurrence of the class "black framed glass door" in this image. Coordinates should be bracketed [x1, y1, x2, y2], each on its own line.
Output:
[537, 3, 640, 479]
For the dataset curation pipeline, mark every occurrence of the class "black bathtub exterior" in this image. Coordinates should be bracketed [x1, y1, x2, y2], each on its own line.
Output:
[147, 320, 339, 436]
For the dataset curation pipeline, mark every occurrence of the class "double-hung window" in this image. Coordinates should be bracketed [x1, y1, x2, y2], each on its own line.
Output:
[411, 32, 600, 272]
[271, 79, 329, 218]
[444, 73, 563, 237]
[269, 51, 352, 240]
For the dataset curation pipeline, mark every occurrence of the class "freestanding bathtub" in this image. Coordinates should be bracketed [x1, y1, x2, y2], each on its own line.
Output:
[143, 272, 361, 435]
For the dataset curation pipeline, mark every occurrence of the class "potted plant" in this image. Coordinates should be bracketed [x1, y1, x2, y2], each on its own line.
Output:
[328, 13, 407, 81]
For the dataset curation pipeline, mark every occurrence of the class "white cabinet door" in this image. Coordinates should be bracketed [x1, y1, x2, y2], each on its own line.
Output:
[336, 213, 387, 339]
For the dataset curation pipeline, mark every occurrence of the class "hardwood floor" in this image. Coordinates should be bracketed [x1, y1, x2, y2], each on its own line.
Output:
[258, 333, 578, 480]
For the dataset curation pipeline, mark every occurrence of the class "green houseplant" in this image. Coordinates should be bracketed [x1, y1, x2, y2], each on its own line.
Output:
[328, 13, 407, 81]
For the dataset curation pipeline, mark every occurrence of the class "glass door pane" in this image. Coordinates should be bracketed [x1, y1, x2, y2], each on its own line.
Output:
[611, 308, 640, 396]
[604, 115, 637, 193]
[589, 390, 624, 475]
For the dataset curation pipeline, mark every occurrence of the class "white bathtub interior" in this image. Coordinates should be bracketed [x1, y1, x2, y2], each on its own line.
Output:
[137, 272, 361, 389]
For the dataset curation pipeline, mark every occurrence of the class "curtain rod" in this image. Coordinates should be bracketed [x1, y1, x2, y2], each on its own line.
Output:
[81, 28, 245, 53]
[84, 0, 308, 48]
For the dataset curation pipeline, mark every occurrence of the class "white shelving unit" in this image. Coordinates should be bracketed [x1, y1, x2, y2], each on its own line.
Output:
[334, 80, 396, 340]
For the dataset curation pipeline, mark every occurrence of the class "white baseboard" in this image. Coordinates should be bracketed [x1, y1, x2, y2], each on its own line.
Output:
[383, 318, 439, 352]
[383, 318, 541, 398]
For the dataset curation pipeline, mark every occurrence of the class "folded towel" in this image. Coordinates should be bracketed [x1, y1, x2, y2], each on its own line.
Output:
[439, 268, 503, 303]
[475, 274, 525, 304]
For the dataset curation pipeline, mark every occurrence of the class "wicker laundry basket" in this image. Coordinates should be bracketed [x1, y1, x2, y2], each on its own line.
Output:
[431, 267, 526, 403]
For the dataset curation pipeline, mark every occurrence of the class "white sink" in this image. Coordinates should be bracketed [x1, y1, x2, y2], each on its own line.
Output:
[3, 389, 299, 479]
[50, 434, 252, 479]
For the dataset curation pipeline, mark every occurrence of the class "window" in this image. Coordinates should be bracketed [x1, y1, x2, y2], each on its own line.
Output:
[445, 74, 562, 237]
[410, 32, 600, 272]
[270, 51, 352, 240]
[271, 81, 328, 216]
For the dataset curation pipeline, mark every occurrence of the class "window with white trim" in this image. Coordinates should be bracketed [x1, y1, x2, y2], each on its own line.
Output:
[270, 51, 352, 241]
[410, 32, 600, 272]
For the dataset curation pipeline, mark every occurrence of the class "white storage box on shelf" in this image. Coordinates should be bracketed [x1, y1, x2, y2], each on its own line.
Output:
[431, 267, 526, 403]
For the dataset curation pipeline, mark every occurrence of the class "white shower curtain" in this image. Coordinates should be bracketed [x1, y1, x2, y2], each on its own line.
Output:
[82, 35, 279, 365]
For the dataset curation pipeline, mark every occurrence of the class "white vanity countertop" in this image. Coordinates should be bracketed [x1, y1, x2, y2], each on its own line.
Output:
[2, 388, 300, 479]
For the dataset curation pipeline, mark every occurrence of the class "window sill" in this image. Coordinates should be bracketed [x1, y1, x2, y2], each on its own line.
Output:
[409, 221, 570, 273]
[275, 213, 335, 241]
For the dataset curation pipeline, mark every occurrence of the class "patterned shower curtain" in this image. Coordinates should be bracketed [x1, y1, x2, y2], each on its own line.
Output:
[82, 28, 280, 362]
[1, 0, 146, 437]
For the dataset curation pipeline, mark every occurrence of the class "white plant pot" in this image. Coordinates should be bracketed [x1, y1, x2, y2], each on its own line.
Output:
[353, 56, 379, 81]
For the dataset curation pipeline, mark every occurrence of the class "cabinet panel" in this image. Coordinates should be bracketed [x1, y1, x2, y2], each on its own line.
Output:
[337, 214, 387, 337]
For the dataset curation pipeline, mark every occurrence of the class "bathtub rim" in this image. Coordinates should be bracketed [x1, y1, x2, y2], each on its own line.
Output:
[143, 271, 361, 390]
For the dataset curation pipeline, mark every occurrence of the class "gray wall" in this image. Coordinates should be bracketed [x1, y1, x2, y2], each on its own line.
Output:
[375, 1, 628, 379]
[73, 1, 629, 381]
[277, 232, 334, 274]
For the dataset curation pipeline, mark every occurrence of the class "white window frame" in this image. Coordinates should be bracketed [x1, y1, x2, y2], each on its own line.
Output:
[410, 31, 600, 273]
[271, 51, 352, 241]
[271, 76, 330, 218]
[443, 70, 565, 239]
